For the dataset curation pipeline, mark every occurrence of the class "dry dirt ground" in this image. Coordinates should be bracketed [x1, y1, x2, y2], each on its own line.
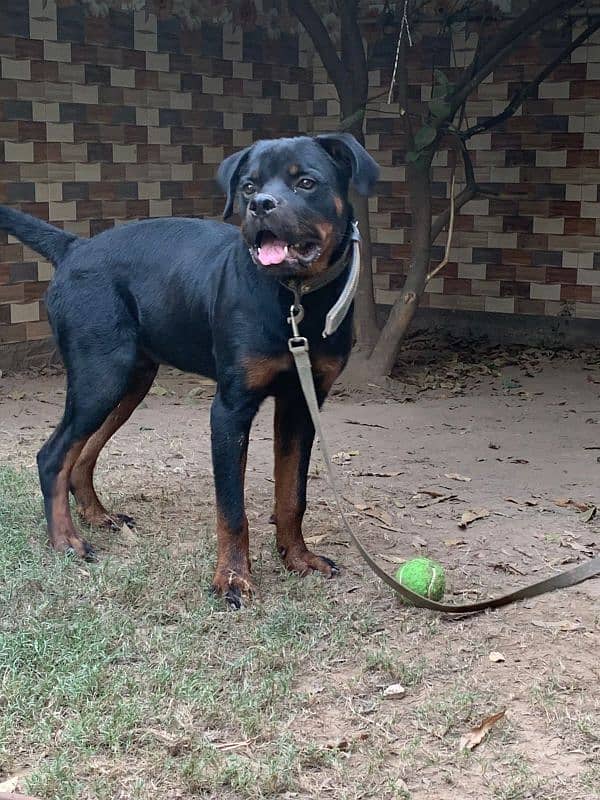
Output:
[0, 336, 599, 800]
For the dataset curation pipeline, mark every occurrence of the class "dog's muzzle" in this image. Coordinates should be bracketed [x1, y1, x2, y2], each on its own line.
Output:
[248, 229, 323, 268]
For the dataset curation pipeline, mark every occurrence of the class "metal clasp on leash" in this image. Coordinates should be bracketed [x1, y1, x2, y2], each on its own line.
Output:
[287, 302, 309, 353]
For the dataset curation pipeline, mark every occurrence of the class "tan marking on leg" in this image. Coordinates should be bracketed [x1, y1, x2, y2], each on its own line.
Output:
[49, 439, 89, 556]
[211, 427, 255, 603]
[333, 196, 344, 216]
[71, 369, 156, 526]
[273, 396, 337, 578]
[274, 434, 302, 547]
[313, 354, 344, 394]
[243, 353, 292, 391]
[211, 508, 255, 601]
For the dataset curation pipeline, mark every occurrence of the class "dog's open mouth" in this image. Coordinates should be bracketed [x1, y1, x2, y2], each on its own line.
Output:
[251, 231, 322, 268]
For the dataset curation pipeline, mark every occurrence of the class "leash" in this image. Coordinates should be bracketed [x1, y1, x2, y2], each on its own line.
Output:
[285, 234, 600, 612]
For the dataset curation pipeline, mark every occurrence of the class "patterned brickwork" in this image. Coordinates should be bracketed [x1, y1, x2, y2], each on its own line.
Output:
[314, 12, 600, 321]
[3, 3, 600, 360]
[0, 0, 313, 351]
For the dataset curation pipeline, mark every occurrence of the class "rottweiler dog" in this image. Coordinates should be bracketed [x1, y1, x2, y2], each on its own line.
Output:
[0, 133, 378, 606]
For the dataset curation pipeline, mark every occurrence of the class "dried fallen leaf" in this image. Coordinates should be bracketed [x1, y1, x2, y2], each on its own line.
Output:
[444, 538, 467, 547]
[383, 683, 406, 699]
[445, 472, 472, 482]
[361, 508, 401, 532]
[458, 508, 490, 529]
[560, 536, 594, 555]
[364, 508, 393, 526]
[416, 493, 457, 509]
[304, 534, 328, 545]
[411, 536, 428, 548]
[355, 470, 403, 478]
[581, 505, 597, 523]
[327, 732, 369, 751]
[416, 488, 447, 498]
[531, 619, 585, 632]
[378, 553, 405, 565]
[344, 419, 388, 429]
[459, 709, 506, 751]
[554, 498, 591, 512]
[332, 450, 360, 464]
[489, 651, 506, 663]
[149, 384, 170, 396]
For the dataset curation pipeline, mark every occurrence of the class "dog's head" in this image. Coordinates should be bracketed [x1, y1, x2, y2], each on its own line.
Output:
[217, 134, 379, 278]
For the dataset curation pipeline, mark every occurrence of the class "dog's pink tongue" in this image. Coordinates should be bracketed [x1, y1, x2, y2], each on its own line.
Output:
[258, 240, 287, 266]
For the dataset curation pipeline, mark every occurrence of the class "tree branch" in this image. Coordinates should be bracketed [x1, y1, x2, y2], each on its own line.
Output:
[397, 35, 414, 145]
[430, 131, 477, 242]
[430, 184, 477, 243]
[340, 0, 369, 103]
[289, 0, 348, 98]
[450, 0, 578, 112]
[461, 17, 600, 139]
[427, 174, 456, 281]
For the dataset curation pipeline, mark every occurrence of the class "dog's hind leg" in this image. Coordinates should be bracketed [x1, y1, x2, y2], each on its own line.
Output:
[37, 341, 141, 558]
[70, 359, 158, 528]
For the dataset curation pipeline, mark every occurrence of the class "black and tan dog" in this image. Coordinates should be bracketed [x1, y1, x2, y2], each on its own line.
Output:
[0, 133, 378, 606]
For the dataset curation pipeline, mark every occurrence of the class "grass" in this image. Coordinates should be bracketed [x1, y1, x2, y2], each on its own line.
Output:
[0, 467, 359, 798]
[0, 465, 598, 799]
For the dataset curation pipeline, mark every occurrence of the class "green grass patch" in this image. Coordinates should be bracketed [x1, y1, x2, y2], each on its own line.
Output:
[0, 466, 362, 798]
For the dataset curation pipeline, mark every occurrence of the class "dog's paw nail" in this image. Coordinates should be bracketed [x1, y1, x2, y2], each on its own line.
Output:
[322, 556, 340, 575]
[225, 588, 243, 610]
[83, 543, 97, 561]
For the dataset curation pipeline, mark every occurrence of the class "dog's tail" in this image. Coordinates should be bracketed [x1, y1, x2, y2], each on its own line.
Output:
[0, 204, 78, 264]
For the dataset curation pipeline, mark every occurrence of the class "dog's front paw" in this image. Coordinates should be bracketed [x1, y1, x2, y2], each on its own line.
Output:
[281, 547, 340, 578]
[210, 568, 256, 609]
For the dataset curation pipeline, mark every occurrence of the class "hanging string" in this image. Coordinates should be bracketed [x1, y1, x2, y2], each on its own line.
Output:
[387, 0, 413, 104]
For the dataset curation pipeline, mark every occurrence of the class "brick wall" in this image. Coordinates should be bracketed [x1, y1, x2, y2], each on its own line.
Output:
[313, 11, 600, 322]
[0, 0, 313, 363]
[3, 2, 600, 367]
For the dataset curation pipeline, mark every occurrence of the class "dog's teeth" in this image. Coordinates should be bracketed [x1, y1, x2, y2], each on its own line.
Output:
[284, 245, 289, 257]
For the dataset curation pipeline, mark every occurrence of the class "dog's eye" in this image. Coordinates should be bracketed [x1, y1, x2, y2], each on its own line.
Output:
[296, 177, 316, 190]
[242, 182, 257, 195]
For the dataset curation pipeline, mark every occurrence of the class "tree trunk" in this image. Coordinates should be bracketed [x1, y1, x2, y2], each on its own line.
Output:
[365, 156, 433, 378]
[342, 114, 378, 352]
[350, 189, 378, 352]
[338, 72, 378, 352]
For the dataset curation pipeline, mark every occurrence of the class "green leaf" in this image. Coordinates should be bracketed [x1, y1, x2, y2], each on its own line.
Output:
[432, 83, 448, 99]
[434, 69, 449, 86]
[406, 150, 421, 163]
[428, 98, 452, 119]
[414, 125, 437, 150]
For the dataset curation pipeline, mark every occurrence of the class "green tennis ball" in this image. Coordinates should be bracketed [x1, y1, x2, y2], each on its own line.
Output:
[394, 557, 446, 602]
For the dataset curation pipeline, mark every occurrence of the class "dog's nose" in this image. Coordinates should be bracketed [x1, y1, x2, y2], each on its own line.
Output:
[249, 193, 279, 217]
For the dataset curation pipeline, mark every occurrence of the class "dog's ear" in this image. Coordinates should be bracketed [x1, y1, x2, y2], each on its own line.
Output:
[216, 146, 253, 219]
[315, 133, 379, 196]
